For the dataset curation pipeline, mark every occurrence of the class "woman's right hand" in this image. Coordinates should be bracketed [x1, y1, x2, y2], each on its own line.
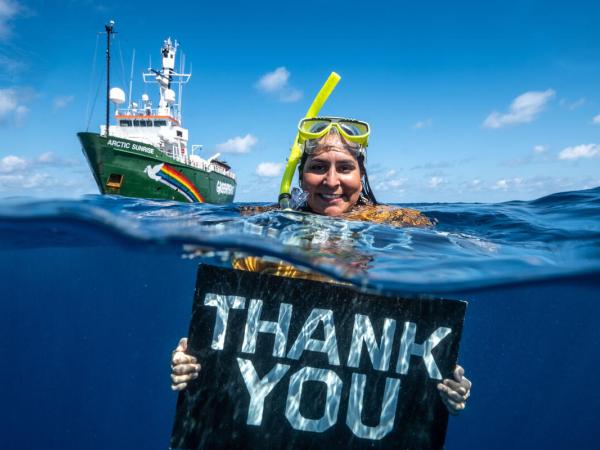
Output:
[170, 337, 201, 391]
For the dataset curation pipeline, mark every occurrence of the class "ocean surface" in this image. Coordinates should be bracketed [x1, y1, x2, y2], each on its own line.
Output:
[1, 187, 599, 449]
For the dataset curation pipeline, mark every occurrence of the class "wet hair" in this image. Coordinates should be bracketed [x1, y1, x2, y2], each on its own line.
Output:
[298, 149, 379, 207]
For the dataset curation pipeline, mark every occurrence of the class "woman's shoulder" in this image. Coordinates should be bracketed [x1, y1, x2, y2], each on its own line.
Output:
[343, 204, 433, 227]
[239, 203, 433, 228]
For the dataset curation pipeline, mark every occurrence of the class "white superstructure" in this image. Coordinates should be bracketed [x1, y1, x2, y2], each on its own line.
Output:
[101, 38, 235, 179]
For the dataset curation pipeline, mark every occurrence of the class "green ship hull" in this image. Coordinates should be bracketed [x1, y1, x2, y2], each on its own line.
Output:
[78, 132, 236, 204]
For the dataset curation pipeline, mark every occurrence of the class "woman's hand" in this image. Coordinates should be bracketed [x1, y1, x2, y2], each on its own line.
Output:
[437, 365, 471, 415]
[170, 337, 201, 391]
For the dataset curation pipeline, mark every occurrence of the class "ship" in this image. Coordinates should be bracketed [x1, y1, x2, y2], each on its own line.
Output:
[78, 21, 236, 204]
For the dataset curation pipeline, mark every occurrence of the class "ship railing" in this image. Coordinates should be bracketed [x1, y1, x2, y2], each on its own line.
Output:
[99, 130, 235, 179]
[209, 164, 236, 179]
[151, 148, 235, 179]
[184, 156, 236, 180]
[115, 108, 179, 124]
[186, 157, 211, 171]
[116, 107, 167, 117]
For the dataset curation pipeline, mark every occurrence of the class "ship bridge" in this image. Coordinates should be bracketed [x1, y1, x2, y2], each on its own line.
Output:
[102, 36, 236, 181]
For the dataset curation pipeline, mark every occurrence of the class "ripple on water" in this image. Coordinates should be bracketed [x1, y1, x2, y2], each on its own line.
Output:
[0, 187, 599, 293]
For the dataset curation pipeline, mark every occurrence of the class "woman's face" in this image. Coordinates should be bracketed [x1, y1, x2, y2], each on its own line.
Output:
[301, 132, 362, 216]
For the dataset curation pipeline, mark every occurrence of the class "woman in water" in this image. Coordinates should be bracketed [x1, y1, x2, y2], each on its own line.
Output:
[171, 117, 471, 414]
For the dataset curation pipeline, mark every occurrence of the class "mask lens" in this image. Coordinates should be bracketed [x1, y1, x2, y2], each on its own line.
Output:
[300, 119, 332, 135]
[339, 120, 369, 137]
[299, 117, 370, 153]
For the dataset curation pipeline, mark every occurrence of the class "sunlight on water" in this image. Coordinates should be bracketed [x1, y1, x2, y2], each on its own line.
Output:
[1, 187, 599, 293]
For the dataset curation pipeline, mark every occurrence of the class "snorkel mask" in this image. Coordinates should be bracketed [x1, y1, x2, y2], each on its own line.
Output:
[298, 117, 370, 156]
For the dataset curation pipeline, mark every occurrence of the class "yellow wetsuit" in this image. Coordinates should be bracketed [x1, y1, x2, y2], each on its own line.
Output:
[232, 257, 334, 283]
[343, 204, 433, 228]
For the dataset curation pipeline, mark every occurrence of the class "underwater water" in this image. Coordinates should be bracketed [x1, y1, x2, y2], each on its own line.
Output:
[1, 187, 599, 450]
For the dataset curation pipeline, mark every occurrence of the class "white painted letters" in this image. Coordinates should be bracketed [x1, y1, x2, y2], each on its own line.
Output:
[203, 292, 455, 440]
[242, 300, 292, 358]
[346, 373, 401, 440]
[237, 358, 290, 426]
[396, 322, 451, 380]
[347, 314, 397, 372]
[285, 367, 343, 433]
[204, 293, 245, 350]
[287, 308, 340, 366]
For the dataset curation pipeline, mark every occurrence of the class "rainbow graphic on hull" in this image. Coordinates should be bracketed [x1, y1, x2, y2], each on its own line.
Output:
[144, 163, 205, 203]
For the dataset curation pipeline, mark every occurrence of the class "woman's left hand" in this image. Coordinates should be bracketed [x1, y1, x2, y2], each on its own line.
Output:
[437, 365, 471, 415]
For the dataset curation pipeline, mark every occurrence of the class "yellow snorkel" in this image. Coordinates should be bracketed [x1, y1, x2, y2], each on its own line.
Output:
[278, 71, 341, 208]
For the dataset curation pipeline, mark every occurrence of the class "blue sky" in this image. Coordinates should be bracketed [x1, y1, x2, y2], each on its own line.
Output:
[1, 0, 599, 203]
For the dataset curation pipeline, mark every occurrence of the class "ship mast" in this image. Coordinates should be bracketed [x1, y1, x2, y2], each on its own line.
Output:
[105, 20, 115, 137]
[143, 38, 191, 123]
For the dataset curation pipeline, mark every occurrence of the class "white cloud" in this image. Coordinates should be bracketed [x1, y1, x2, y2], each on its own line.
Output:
[592, 114, 600, 125]
[0, 152, 79, 174]
[501, 157, 531, 168]
[492, 177, 523, 191]
[0, 172, 54, 189]
[0, 87, 30, 125]
[413, 118, 432, 129]
[558, 144, 599, 160]
[0, 170, 95, 195]
[33, 151, 78, 167]
[256, 162, 283, 177]
[494, 179, 508, 190]
[483, 89, 555, 128]
[0, 1, 28, 81]
[256, 67, 289, 92]
[387, 179, 405, 188]
[14, 104, 27, 122]
[0, 154, 26, 173]
[215, 134, 257, 154]
[560, 97, 586, 111]
[0, 151, 91, 195]
[501, 145, 551, 167]
[53, 95, 74, 110]
[278, 89, 302, 103]
[369, 168, 408, 193]
[411, 160, 456, 170]
[0, 53, 25, 79]
[255, 67, 302, 103]
[0, 88, 19, 117]
[36, 152, 55, 163]
[427, 176, 444, 189]
[0, 0, 20, 40]
[374, 176, 407, 192]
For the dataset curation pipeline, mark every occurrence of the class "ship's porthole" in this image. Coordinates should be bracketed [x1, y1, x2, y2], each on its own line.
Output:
[106, 173, 124, 189]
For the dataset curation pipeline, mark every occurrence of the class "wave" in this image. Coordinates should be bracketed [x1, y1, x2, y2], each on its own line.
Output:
[1, 187, 599, 294]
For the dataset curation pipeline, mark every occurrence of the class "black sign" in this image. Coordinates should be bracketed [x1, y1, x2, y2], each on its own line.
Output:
[171, 264, 467, 450]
